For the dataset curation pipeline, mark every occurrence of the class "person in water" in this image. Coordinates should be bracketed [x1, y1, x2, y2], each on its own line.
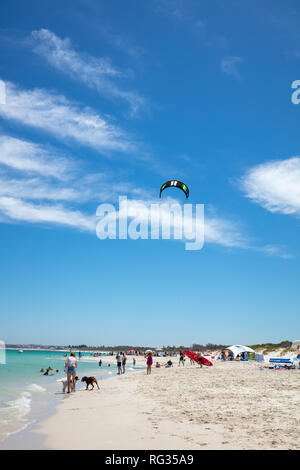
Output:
[43, 366, 53, 376]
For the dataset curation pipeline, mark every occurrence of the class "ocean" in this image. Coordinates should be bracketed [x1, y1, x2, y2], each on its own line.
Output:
[0, 349, 141, 444]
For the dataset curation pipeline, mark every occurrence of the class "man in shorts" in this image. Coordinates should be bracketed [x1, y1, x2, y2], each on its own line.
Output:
[116, 352, 122, 375]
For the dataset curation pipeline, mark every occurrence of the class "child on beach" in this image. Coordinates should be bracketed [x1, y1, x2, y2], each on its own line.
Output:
[146, 353, 153, 375]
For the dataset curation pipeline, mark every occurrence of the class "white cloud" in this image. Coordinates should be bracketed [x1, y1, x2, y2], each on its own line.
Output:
[0, 135, 146, 231]
[0, 196, 96, 232]
[0, 176, 83, 202]
[240, 157, 300, 216]
[31, 29, 146, 117]
[221, 56, 243, 79]
[0, 81, 134, 154]
[0, 136, 74, 180]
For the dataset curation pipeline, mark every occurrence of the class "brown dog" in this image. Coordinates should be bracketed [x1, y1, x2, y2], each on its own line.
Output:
[81, 376, 100, 390]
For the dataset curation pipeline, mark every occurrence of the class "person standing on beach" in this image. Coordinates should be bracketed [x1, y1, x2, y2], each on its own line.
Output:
[133, 357, 136, 367]
[197, 353, 203, 368]
[116, 353, 122, 375]
[122, 354, 127, 374]
[65, 352, 77, 393]
[146, 352, 153, 375]
[179, 351, 185, 366]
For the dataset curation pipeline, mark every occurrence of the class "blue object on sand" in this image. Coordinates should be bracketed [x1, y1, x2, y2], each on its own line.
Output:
[269, 358, 293, 364]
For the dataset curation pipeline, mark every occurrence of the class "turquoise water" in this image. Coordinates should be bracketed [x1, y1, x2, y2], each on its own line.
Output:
[0, 349, 140, 443]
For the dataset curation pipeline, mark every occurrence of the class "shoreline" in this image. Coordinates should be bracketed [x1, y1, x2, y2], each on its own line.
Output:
[0, 355, 144, 450]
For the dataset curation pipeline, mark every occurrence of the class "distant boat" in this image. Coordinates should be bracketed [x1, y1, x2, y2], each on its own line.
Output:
[18, 349, 23, 353]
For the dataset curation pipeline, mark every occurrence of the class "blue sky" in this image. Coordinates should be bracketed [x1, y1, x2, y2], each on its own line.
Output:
[0, 0, 300, 347]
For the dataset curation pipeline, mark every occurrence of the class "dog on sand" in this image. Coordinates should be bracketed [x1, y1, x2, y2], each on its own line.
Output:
[57, 376, 79, 393]
[81, 376, 100, 390]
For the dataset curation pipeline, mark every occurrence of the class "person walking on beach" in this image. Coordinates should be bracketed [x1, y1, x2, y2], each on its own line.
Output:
[122, 354, 127, 374]
[197, 353, 203, 368]
[133, 357, 136, 367]
[65, 352, 77, 393]
[146, 352, 153, 375]
[179, 351, 185, 367]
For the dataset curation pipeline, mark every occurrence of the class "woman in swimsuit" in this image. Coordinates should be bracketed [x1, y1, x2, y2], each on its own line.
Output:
[146, 353, 153, 375]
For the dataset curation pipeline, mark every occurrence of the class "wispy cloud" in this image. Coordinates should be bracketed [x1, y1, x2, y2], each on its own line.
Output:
[0, 135, 146, 230]
[240, 157, 300, 216]
[31, 29, 146, 117]
[0, 135, 245, 248]
[221, 56, 243, 79]
[0, 80, 135, 154]
[0, 196, 96, 232]
[0, 135, 290, 257]
[99, 26, 145, 58]
[0, 136, 75, 180]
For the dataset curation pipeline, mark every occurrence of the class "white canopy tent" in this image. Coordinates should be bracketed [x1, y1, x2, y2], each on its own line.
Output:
[225, 345, 255, 358]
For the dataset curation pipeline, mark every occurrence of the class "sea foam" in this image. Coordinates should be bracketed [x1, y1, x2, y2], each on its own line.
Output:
[27, 383, 46, 393]
[7, 391, 32, 418]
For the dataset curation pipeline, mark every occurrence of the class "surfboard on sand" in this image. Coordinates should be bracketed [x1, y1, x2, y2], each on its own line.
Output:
[183, 350, 213, 366]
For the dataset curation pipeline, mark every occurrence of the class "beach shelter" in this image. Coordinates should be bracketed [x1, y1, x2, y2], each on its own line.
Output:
[292, 340, 300, 349]
[225, 345, 255, 358]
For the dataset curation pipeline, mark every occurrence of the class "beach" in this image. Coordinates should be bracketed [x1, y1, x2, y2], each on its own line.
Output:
[33, 354, 300, 450]
[0, 349, 142, 445]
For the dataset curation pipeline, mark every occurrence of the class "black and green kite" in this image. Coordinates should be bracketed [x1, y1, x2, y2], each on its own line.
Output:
[159, 180, 189, 199]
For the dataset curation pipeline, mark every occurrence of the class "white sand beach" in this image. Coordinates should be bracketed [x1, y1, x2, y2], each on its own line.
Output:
[35, 354, 300, 450]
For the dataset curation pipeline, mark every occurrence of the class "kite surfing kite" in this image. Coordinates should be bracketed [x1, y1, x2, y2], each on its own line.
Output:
[159, 180, 189, 199]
